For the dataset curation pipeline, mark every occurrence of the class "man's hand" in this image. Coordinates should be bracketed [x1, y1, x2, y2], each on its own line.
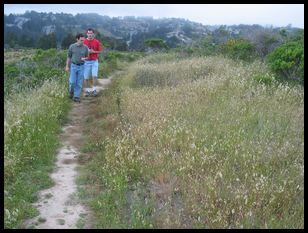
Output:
[65, 66, 69, 72]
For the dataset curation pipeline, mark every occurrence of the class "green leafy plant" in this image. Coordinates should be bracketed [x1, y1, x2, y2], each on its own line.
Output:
[220, 39, 256, 61]
[267, 41, 304, 82]
[253, 73, 276, 85]
[145, 38, 169, 51]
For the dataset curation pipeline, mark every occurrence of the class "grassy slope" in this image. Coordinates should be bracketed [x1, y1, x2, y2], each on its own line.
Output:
[4, 49, 303, 228]
[4, 49, 71, 228]
[78, 53, 304, 228]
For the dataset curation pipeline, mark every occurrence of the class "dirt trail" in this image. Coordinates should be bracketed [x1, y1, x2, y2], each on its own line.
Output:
[23, 78, 112, 229]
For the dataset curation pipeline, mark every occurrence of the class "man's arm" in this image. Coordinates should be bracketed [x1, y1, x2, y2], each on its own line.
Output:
[65, 57, 71, 72]
[89, 40, 102, 54]
[66, 45, 73, 71]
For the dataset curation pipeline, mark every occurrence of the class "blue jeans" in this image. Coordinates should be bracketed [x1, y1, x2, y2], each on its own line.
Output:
[69, 63, 84, 98]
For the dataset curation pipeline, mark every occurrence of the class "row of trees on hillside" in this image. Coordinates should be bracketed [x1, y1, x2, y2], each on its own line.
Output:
[5, 30, 129, 50]
[5, 31, 61, 49]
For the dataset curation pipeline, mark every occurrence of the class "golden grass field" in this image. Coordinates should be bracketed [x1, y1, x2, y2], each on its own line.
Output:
[79, 53, 304, 228]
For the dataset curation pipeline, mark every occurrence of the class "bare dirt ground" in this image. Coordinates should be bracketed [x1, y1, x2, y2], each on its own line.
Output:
[23, 78, 111, 229]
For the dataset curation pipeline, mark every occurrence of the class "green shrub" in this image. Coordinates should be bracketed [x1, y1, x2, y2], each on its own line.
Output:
[33, 48, 66, 68]
[4, 49, 67, 98]
[196, 38, 219, 56]
[4, 63, 19, 78]
[103, 51, 124, 61]
[220, 39, 256, 61]
[145, 38, 169, 51]
[253, 73, 276, 85]
[267, 41, 304, 82]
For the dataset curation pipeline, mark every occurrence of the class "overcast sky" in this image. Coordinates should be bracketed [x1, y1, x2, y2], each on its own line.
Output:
[4, 4, 304, 28]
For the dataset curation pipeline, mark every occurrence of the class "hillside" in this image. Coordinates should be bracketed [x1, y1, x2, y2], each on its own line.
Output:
[4, 47, 304, 228]
[4, 11, 301, 50]
[78, 53, 304, 228]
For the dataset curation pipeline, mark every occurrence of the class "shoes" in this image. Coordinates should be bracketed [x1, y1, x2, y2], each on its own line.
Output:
[69, 90, 74, 99]
[92, 90, 97, 97]
[73, 97, 80, 103]
[84, 91, 90, 97]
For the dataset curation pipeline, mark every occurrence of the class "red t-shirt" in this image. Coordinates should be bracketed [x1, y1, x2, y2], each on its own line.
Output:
[84, 38, 102, 60]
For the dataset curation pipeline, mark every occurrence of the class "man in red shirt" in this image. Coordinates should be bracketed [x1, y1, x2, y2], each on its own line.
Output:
[83, 28, 102, 97]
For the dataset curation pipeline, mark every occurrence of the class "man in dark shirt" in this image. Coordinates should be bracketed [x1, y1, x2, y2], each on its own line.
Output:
[65, 33, 89, 102]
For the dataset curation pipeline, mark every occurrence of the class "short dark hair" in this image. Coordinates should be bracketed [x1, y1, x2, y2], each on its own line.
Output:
[87, 28, 94, 33]
[76, 33, 85, 39]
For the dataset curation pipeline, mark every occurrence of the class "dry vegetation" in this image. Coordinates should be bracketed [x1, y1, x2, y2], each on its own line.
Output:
[79, 53, 304, 228]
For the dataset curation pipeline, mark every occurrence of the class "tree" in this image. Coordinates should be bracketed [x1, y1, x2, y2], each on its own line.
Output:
[289, 28, 304, 42]
[37, 32, 57, 49]
[61, 32, 75, 49]
[220, 39, 256, 61]
[249, 28, 281, 59]
[279, 28, 288, 42]
[198, 36, 218, 56]
[18, 34, 35, 48]
[182, 23, 193, 36]
[267, 40, 304, 82]
[212, 25, 230, 44]
[5, 31, 18, 48]
[144, 38, 169, 52]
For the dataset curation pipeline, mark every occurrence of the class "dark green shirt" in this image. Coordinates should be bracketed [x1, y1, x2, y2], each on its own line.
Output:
[68, 43, 89, 65]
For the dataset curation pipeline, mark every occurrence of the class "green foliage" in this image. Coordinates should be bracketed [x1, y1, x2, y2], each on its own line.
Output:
[100, 34, 128, 51]
[33, 48, 66, 67]
[220, 39, 256, 61]
[37, 32, 57, 50]
[253, 73, 276, 85]
[145, 38, 169, 51]
[18, 34, 35, 48]
[279, 28, 287, 38]
[5, 31, 19, 48]
[172, 45, 195, 58]
[4, 49, 67, 97]
[103, 50, 124, 61]
[4, 11, 303, 51]
[199, 38, 219, 56]
[4, 63, 19, 78]
[267, 41, 304, 82]
[61, 32, 75, 49]
[289, 29, 304, 42]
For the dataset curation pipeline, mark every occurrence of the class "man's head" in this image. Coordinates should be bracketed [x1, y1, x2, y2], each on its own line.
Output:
[76, 33, 85, 45]
[86, 28, 95, 40]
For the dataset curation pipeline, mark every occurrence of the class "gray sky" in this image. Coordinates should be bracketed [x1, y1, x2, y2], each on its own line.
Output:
[4, 4, 304, 28]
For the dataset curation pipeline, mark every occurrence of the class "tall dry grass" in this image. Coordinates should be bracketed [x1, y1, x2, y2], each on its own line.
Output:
[80, 54, 304, 228]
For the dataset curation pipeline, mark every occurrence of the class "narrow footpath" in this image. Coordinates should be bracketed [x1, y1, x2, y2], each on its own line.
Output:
[23, 78, 112, 229]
